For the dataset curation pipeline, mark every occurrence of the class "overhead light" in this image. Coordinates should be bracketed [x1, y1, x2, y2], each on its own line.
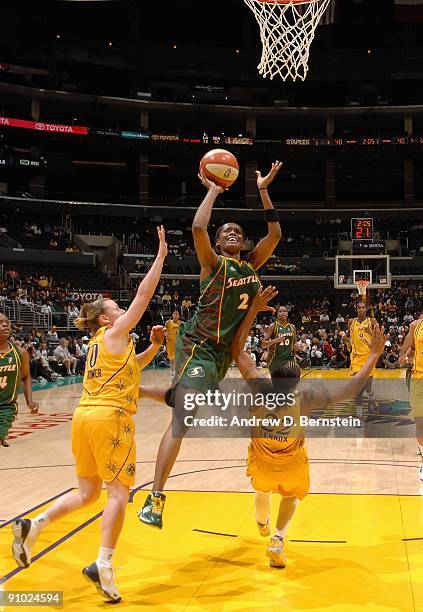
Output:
[108, 41, 113, 47]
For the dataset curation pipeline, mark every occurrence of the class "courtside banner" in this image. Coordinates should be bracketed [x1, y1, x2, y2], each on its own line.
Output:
[0, 116, 88, 135]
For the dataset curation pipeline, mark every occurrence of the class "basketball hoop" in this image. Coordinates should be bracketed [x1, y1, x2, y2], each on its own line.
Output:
[243, 0, 332, 81]
[356, 279, 370, 296]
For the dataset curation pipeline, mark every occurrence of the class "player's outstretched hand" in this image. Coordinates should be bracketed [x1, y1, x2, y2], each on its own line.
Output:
[157, 225, 168, 258]
[150, 325, 165, 347]
[28, 400, 39, 415]
[252, 285, 278, 313]
[197, 171, 225, 193]
[368, 323, 386, 356]
[255, 160, 283, 189]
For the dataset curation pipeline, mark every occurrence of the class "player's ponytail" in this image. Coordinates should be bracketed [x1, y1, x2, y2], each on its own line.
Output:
[74, 299, 106, 333]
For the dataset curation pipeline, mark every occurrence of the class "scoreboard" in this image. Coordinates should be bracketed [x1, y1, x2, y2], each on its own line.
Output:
[351, 218, 374, 241]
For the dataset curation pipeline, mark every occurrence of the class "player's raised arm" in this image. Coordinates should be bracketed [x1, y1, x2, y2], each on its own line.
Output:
[247, 161, 283, 271]
[192, 172, 223, 275]
[231, 286, 278, 380]
[109, 226, 167, 339]
[300, 324, 386, 414]
[136, 326, 165, 371]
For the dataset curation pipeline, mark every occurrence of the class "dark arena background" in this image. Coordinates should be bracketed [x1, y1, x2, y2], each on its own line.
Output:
[0, 1, 422, 610]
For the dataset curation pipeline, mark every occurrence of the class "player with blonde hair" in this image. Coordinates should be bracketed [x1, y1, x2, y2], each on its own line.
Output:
[11, 226, 167, 603]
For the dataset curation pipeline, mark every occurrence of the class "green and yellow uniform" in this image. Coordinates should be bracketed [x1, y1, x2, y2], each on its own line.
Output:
[0, 342, 22, 441]
[173, 255, 261, 390]
[267, 321, 296, 377]
[410, 319, 423, 419]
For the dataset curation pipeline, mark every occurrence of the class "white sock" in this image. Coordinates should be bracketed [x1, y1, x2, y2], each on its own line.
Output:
[97, 546, 115, 568]
[274, 529, 284, 540]
[33, 513, 50, 531]
[254, 490, 271, 525]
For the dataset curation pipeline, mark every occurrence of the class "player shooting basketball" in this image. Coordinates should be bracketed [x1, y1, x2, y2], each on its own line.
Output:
[138, 161, 283, 529]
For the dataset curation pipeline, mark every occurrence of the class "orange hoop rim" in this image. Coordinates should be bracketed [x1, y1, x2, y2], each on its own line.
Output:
[256, 0, 318, 4]
[356, 279, 370, 287]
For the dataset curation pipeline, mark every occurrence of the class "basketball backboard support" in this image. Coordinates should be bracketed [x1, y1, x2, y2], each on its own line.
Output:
[335, 255, 391, 289]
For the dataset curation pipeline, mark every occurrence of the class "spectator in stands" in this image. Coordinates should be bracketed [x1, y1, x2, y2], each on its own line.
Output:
[181, 296, 192, 318]
[404, 311, 414, 324]
[135, 259, 145, 272]
[311, 340, 323, 366]
[68, 338, 84, 374]
[34, 342, 57, 382]
[79, 336, 90, 356]
[41, 302, 52, 315]
[382, 346, 400, 369]
[54, 338, 77, 376]
[154, 347, 170, 368]
[330, 345, 348, 369]
[67, 302, 80, 318]
[323, 337, 336, 362]
[47, 325, 58, 340]
[320, 311, 330, 323]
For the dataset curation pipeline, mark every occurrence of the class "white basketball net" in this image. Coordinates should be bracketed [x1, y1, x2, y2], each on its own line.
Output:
[244, 0, 332, 81]
[356, 280, 369, 296]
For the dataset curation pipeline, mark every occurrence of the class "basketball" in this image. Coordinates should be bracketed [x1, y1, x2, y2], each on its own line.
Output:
[199, 149, 239, 189]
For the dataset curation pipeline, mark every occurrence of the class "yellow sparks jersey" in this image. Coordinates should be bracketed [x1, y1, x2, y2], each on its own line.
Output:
[250, 391, 305, 464]
[412, 319, 423, 379]
[165, 320, 181, 348]
[349, 317, 375, 375]
[350, 317, 373, 358]
[79, 326, 140, 414]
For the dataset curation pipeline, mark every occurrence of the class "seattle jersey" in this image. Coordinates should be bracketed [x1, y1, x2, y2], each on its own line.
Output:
[268, 321, 295, 365]
[0, 342, 22, 407]
[187, 256, 261, 348]
[79, 326, 140, 414]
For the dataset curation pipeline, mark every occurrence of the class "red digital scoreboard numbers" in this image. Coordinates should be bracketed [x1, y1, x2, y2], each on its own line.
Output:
[351, 218, 374, 241]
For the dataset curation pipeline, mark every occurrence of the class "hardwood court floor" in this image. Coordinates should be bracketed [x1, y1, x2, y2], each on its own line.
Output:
[0, 368, 422, 610]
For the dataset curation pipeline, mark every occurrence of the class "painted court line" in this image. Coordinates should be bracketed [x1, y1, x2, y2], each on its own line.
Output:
[193, 529, 237, 538]
[290, 539, 347, 544]
[0, 488, 74, 530]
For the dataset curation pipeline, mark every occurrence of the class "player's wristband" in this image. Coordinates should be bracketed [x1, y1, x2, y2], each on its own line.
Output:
[264, 208, 279, 222]
[259, 187, 268, 191]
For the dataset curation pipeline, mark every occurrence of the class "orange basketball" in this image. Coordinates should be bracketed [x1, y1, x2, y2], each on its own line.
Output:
[199, 149, 239, 189]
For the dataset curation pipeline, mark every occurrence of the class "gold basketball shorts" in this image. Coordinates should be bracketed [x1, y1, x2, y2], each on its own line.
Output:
[72, 405, 136, 487]
[246, 444, 310, 499]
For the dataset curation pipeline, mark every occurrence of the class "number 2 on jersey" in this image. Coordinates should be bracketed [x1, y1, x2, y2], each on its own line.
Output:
[237, 293, 249, 311]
